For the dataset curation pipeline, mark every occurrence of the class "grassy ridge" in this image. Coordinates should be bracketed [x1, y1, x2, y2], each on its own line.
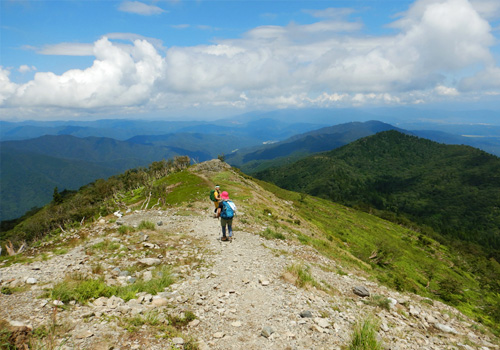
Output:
[2, 160, 499, 335]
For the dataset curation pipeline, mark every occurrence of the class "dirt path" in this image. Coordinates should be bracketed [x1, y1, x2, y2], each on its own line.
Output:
[1, 205, 498, 350]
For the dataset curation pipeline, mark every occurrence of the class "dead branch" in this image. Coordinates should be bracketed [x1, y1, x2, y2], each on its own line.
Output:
[5, 241, 16, 256]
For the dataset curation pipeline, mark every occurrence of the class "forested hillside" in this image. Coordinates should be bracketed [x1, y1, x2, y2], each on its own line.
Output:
[1, 134, 238, 221]
[226, 120, 404, 173]
[255, 130, 500, 254]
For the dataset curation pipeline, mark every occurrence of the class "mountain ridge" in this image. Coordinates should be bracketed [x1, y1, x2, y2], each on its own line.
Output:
[254, 130, 500, 253]
[0, 159, 499, 349]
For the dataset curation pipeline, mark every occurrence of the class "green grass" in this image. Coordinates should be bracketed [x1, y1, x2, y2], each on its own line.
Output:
[349, 317, 383, 350]
[138, 220, 156, 230]
[88, 240, 122, 253]
[259, 228, 286, 240]
[115, 309, 199, 349]
[255, 178, 499, 335]
[363, 295, 392, 311]
[285, 264, 317, 289]
[118, 225, 135, 235]
[120, 311, 162, 332]
[46, 266, 174, 304]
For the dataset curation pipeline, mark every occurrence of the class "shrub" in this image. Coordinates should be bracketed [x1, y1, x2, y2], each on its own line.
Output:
[259, 228, 286, 240]
[138, 220, 156, 231]
[47, 267, 174, 304]
[285, 264, 316, 288]
[349, 316, 382, 350]
[364, 295, 391, 311]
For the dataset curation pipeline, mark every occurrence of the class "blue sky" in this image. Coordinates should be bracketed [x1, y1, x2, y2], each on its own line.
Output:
[1, 0, 500, 121]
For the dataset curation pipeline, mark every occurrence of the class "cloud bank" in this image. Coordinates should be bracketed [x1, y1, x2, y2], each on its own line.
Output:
[1, 0, 499, 119]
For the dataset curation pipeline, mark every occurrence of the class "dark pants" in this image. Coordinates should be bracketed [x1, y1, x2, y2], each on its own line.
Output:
[221, 217, 233, 237]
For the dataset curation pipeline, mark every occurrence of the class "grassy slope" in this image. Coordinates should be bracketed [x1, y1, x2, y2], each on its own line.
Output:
[186, 167, 499, 334]
[2, 162, 498, 335]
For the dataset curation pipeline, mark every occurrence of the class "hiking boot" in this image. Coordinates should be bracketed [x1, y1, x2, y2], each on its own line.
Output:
[221, 236, 228, 241]
[228, 236, 232, 242]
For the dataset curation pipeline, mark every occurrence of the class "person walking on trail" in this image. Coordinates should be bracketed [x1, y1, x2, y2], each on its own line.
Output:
[216, 191, 237, 242]
[210, 185, 221, 213]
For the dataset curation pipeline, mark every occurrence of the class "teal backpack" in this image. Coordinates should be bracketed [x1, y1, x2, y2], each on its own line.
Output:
[221, 200, 236, 219]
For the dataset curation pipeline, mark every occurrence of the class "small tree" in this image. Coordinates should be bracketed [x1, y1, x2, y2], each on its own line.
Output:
[52, 187, 63, 204]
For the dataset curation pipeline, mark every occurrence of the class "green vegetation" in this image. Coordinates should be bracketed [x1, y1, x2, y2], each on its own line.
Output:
[256, 178, 500, 335]
[348, 317, 383, 350]
[259, 228, 286, 240]
[1, 156, 192, 245]
[138, 220, 156, 231]
[255, 131, 500, 254]
[363, 295, 392, 311]
[2, 152, 500, 337]
[115, 310, 198, 349]
[284, 264, 318, 289]
[47, 267, 174, 304]
[0, 320, 15, 350]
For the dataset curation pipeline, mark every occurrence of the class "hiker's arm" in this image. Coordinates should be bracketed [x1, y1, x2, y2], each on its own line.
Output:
[216, 207, 221, 218]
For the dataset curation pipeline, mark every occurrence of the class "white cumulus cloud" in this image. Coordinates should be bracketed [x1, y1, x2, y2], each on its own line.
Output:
[7, 38, 164, 109]
[0, 0, 498, 119]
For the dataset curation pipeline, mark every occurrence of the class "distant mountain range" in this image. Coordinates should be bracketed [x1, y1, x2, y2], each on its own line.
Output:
[0, 117, 327, 142]
[1, 109, 499, 221]
[0, 117, 328, 221]
[227, 120, 500, 173]
[226, 120, 407, 173]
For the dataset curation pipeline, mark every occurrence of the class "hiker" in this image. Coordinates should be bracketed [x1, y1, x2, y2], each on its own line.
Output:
[210, 185, 221, 213]
[216, 191, 237, 241]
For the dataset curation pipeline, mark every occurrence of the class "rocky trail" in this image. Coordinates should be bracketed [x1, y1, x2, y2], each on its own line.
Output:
[1, 184, 499, 349]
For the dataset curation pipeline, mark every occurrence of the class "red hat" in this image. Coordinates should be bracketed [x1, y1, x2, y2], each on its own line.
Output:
[221, 191, 229, 200]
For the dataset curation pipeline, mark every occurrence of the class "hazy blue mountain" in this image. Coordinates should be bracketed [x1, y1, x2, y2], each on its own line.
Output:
[0, 117, 327, 142]
[411, 130, 500, 156]
[365, 107, 500, 125]
[0, 120, 199, 141]
[126, 132, 258, 158]
[226, 120, 406, 173]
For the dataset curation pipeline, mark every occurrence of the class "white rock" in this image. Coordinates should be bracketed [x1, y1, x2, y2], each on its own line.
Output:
[387, 297, 397, 309]
[172, 337, 184, 345]
[213, 332, 225, 339]
[9, 321, 32, 329]
[435, 323, 458, 334]
[312, 324, 326, 333]
[189, 319, 200, 327]
[94, 297, 107, 307]
[75, 330, 94, 339]
[151, 297, 168, 307]
[143, 271, 153, 281]
[26, 277, 37, 285]
[138, 258, 161, 266]
[314, 317, 330, 328]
